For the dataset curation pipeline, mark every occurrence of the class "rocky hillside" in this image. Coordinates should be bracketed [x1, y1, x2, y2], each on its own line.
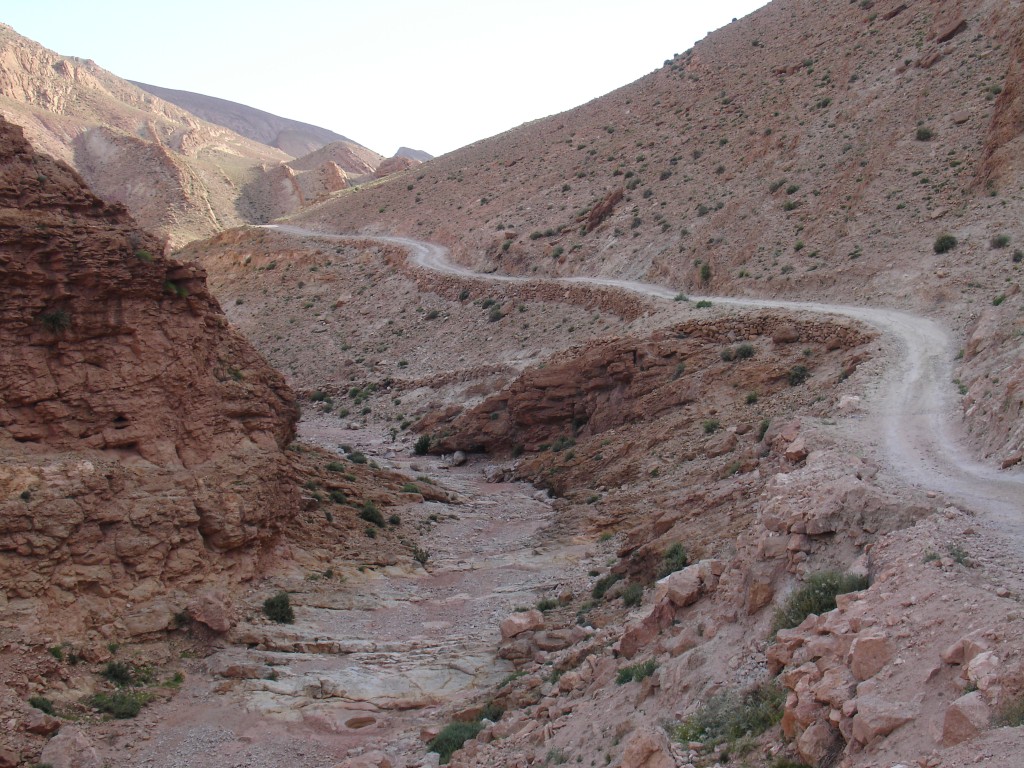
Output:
[131, 81, 381, 163]
[293, 0, 1024, 463]
[0, 115, 301, 636]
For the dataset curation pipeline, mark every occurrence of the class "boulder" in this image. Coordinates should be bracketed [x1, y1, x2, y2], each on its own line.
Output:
[654, 564, 703, 608]
[620, 726, 676, 768]
[797, 720, 841, 766]
[40, 726, 102, 768]
[188, 590, 234, 633]
[123, 599, 173, 636]
[941, 691, 990, 746]
[500, 609, 544, 640]
[851, 695, 915, 744]
[849, 633, 893, 681]
[24, 708, 61, 735]
[0, 749, 18, 768]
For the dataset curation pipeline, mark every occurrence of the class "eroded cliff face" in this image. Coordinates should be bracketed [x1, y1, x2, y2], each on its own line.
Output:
[0, 116, 301, 636]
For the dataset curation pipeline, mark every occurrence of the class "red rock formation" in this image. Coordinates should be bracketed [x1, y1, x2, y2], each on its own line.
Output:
[0, 116, 300, 634]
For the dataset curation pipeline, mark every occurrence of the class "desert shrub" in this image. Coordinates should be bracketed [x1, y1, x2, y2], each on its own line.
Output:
[916, 126, 934, 141]
[488, 307, 505, 322]
[360, 502, 385, 527]
[388, 513, 401, 525]
[934, 233, 958, 254]
[592, 573, 621, 599]
[736, 343, 755, 359]
[947, 542, 969, 565]
[703, 419, 721, 434]
[695, 300, 713, 308]
[29, 695, 55, 714]
[1013, 250, 1023, 263]
[536, 598, 559, 612]
[329, 490, 346, 504]
[413, 546, 431, 565]
[348, 451, 367, 464]
[90, 691, 151, 719]
[263, 592, 294, 624]
[700, 263, 712, 283]
[720, 347, 736, 362]
[994, 693, 1024, 727]
[787, 365, 810, 386]
[746, 391, 758, 404]
[771, 571, 868, 633]
[659, 543, 689, 577]
[48, 646, 64, 661]
[101, 661, 136, 687]
[622, 583, 644, 607]
[414, 435, 431, 456]
[39, 310, 71, 333]
[758, 418, 771, 441]
[991, 234, 1011, 249]
[616, 659, 657, 685]
[400, 483, 420, 494]
[458, 288, 470, 301]
[429, 721, 484, 763]
[674, 680, 786, 745]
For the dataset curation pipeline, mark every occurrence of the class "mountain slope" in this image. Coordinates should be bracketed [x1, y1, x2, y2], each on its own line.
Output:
[293, 0, 1024, 463]
[131, 80, 383, 167]
[0, 23, 289, 245]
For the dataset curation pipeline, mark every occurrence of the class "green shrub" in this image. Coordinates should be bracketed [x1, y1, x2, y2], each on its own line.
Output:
[700, 263, 712, 283]
[736, 343, 755, 359]
[622, 583, 644, 607]
[102, 661, 134, 687]
[1013, 250, 1023, 263]
[29, 695, 55, 715]
[360, 502, 385, 527]
[703, 419, 721, 434]
[771, 571, 868, 634]
[934, 233, 958, 254]
[89, 691, 151, 719]
[787, 365, 810, 386]
[414, 435, 431, 456]
[329, 490, 347, 504]
[695, 300, 713, 308]
[758, 418, 771, 441]
[348, 451, 367, 464]
[746, 391, 758, 405]
[39, 310, 71, 333]
[720, 347, 736, 362]
[659, 543, 689, 578]
[48, 646, 64, 662]
[592, 573, 621, 599]
[916, 126, 934, 141]
[263, 592, 294, 624]
[991, 234, 1011, 249]
[674, 680, 786, 745]
[428, 721, 484, 763]
[994, 693, 1024, 727]
[413, 546, 431, 565]
[401, 483, 420, 494]
[536, 598, 559, 612]
[616, 659, 657, 685]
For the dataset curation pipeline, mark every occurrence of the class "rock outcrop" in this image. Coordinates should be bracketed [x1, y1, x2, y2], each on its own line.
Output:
[0, 116, 300, 634]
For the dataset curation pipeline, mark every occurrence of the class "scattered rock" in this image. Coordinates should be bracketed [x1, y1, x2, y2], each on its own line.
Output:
[941, 691, 990, 746]
[40, 726, 102, 768]
[500, 610, 544, 640]
[619, 726, 676, 768]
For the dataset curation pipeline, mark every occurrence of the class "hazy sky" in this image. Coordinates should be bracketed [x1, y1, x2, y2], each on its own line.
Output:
[4, 1, 769, 157]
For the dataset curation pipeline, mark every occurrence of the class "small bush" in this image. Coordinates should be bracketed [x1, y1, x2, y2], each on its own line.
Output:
[994, 693, 1024, 727]
[388, 513, 402, 525]
[787, 365, 810, 386]
[90, 691, 150, 719]
[1013, 249, 1023, 263]
[720, 347, 736, 362]
[592, 573, 621, 600]
[616, 659, 657, 685]
[934, 233, 958, 254]
[659, 543, 689, 578]
[413, 546, 431, 566]
[771, 571, 868, 634]
[39, 310, 71, 333]
[916, 126, 934, 141]
[429, 721, 484, 763]
[536, 598, 559, 612]
[414, 435, 431, 456]
[102, 661, 134, 687]
[702, 419, 721, 434]
[622, 583, 644, 607]
[699, 263, 712, 283]
[400, 483, 420, 494]
[29, 695, 55, 714]
[991, 234, 1011, 249]
[695, 300, 713, 308]
[674, 680, 786, 745]
[263, 592, 294, 624]
[329, 490, 347, 504]
[348, 451, 367, 464]
[360, 502, 385, 527]
[736, 343, 755, 359]
[758, 418, 771, 441]
[48, 646, 64, 662]
[746, 391, 758, 405]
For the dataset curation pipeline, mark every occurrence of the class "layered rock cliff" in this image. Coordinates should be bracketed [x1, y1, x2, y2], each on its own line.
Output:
[0, 116, 301, 636]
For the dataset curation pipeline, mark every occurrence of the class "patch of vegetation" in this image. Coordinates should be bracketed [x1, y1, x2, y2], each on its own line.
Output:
[429, 721, 485, 763]
[757, 418, 771, 441]
[263, 592, 294, 624]
[991, 234, 1011, 249]
[412, 546, 431, 566]
[414, 435, 431, 456]
[674, 292, 688, 302]
[90, 691, 152, 719]
[746, 391, 758, 405]
[360, 501, 385, 527]
[695, 300, 713, 308]
[592, 573, 621, 599]
[536, 598, 559, 612]
[38, 310, 71, 333]
[101, 661, 137, 687]
[401, 483, 420, 494]
[622, 582, 644, 607]
[29, 695, 55, 715]
[673, 680, 786, 745]
[736, 343, 755, 359]
[771, 571, 868, 634]
[659, 543, 689, 578]
[787, 365, 810, 386]
[994, 692, 1024, 727]
[933, 233, 958, 254]
[947, 542, 969, 565]
[915, 126, 934, 141]
[702, 419, 721, 434]
[616, 659, 657, 685]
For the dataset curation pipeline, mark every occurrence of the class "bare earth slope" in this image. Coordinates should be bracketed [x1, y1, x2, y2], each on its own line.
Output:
[130, 81, 379, 162]
[292, 0, 1024, 465]
[0, 23, 290, 245]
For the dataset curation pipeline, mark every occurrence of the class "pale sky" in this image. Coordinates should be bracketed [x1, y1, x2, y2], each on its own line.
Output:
[3, 1, 769, 157]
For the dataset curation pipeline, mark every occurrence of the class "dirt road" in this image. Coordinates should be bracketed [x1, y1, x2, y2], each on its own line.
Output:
[266, 225, 1023, 529]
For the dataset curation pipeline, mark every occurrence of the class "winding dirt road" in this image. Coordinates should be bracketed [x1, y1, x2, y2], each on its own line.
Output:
[266, 225, 1023, 529]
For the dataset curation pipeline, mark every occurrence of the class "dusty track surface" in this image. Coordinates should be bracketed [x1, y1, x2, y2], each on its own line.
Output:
[268, 225, 1024, 531]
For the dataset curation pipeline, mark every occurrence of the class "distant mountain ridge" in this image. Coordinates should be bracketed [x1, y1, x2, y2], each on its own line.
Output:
[130, 81, 380, 162]
[396, 146, 433, 162]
